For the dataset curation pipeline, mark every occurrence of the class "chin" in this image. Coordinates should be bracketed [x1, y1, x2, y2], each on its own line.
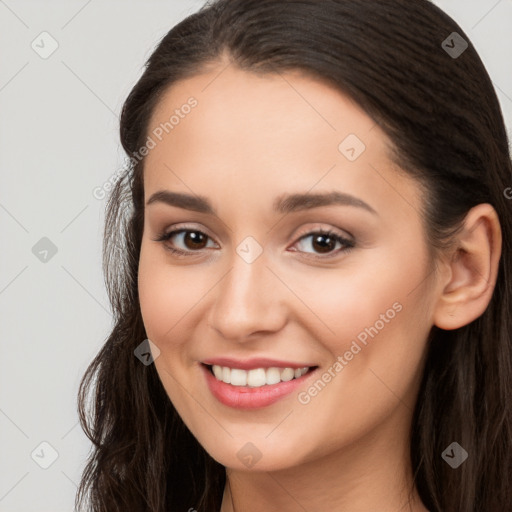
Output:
[197, 434, 310, 473]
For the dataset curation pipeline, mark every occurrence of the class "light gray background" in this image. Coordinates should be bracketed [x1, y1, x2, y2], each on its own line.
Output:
[0, 1, 511, 511]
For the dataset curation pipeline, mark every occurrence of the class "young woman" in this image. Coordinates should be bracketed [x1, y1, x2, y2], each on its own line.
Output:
[75, 1, 512, 511]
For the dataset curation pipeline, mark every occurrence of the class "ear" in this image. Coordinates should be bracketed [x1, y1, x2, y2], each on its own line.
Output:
[432, 203, 502, 330]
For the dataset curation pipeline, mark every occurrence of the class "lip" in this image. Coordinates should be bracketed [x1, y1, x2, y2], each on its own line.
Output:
[201, 363, 318, 410]
[201, 357, 317, 371]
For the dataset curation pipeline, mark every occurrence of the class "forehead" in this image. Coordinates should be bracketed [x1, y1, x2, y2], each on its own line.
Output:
[142, 64, 421, 221]
[146, 65, 377, 158]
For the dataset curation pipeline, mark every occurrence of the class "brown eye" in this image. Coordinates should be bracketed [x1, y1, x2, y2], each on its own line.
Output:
[293, 229, 355, 258]
[311, 233, 338, 253]
[181, 231, 209, 250]
[153, 228, 217, 255]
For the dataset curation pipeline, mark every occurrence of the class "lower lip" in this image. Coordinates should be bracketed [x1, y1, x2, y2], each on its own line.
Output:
[201, 363, 317, 410]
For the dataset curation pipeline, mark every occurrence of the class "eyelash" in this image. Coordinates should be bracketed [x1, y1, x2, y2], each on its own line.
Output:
[151, 225, 355, 260]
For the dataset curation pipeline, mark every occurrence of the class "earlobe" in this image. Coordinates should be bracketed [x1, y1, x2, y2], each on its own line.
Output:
[433, 203, 502, 330]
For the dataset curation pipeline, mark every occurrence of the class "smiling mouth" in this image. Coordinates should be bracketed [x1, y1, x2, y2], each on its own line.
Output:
[202, 363, 318, 388]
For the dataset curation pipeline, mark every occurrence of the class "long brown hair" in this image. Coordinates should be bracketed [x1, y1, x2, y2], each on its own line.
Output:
[75, 1, 512, 510]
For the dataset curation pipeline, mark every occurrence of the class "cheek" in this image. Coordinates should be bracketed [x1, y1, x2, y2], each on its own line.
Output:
[137, 247, 200, 343]
[137, 250, 203, 416]
[137, 247, 226, 377]
[290, 245, 431, 398]
[290, 255, 406, 346]
[301, 257, 430, 414]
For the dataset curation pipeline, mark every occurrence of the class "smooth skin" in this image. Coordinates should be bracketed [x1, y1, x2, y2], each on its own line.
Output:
[137, 58, 502, 512]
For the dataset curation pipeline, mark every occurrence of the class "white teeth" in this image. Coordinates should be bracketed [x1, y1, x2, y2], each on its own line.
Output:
[210, 365, 311, 387]
[247, 368, 266, 387]
[280, 367, 295, 382]
[213, 365, 223, 380]
[230, 368, 247, 386]
[266, 367, 281, 385]
[222, 366, 231, 384]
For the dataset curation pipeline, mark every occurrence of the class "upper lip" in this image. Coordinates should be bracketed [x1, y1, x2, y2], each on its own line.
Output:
[201, 357, 318, 371]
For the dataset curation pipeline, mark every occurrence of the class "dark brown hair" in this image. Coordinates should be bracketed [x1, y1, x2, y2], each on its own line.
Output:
[75, 1, 512, 510]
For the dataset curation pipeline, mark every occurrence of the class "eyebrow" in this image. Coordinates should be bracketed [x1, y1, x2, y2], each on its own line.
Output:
[146, 190, 378, 216]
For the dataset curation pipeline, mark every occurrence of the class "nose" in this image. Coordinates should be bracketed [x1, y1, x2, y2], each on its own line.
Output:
[207, 248, 287, 342]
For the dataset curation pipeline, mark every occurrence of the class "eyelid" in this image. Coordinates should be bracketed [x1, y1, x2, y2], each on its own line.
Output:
[292, 223, 353, 243]
[163, 222, 217, 242]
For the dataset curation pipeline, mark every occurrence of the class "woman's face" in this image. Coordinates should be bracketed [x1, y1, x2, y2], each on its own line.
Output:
[138, 63, 441, 471]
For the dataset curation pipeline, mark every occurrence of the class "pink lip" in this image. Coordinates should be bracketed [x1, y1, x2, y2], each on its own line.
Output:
[201, 363, 318, 410]
[201, 357, 316, 371]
